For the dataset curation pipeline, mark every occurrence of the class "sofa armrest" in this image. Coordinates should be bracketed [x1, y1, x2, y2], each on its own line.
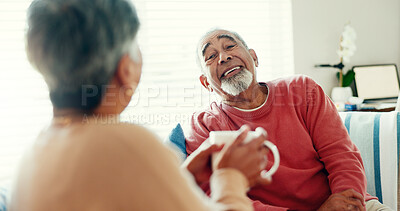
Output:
[339, 111, 399, 210]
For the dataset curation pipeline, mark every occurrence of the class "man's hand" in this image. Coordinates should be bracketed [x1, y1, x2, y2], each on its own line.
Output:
[318, 189, 366, 211]
[182, 139, 223, 185]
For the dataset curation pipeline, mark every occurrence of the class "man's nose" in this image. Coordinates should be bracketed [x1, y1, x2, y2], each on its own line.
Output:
[218, 51, 232, 65]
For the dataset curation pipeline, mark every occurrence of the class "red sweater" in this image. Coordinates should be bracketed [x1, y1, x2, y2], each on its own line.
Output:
[186, 75, 375, 210]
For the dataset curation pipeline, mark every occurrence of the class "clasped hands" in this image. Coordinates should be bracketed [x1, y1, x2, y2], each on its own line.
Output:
[183, 125, 271, 187]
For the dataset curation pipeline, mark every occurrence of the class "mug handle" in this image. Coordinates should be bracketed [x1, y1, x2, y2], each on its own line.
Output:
[260, 141, 280, 180]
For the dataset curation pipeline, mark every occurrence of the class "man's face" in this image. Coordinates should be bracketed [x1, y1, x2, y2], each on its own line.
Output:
[198, 30, 258, 96]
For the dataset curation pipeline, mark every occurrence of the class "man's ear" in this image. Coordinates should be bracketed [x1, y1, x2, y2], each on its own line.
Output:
[199, 75, 213, 92]
[249, 49, 259, 67]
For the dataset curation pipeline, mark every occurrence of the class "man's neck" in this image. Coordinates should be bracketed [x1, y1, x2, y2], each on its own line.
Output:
[222, 83, 268, 109]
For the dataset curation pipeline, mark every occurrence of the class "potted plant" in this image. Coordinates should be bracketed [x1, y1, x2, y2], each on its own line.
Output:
[316, 23, 357, 103]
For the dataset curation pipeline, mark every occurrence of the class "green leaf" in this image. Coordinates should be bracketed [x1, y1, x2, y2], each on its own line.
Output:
[343, 70, 355, 87]
[336, 69, 355, 87]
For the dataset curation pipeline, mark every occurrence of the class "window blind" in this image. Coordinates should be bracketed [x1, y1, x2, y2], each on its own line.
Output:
[0, 0, 294, 182]
[0, 0, 53, 182]
[124, 0, 295, 137]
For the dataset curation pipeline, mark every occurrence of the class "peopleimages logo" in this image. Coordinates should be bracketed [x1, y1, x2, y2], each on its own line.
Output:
[79, 112, 192, 125]
[122, 113, 193, 125]
[81, 83, 214, 108]
[80, 82, 316, 109]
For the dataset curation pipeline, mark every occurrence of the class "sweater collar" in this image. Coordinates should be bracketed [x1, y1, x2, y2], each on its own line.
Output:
[221, 82, 274, 119]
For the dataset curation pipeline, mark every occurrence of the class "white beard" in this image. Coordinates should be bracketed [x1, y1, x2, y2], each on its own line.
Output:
[221, 69, 253, 96]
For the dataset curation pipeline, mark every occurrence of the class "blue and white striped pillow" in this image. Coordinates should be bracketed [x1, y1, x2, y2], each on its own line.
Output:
[339, 111, 399, 210]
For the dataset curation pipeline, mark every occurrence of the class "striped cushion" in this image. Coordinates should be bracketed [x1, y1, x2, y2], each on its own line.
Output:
[339, 111, 399, 210]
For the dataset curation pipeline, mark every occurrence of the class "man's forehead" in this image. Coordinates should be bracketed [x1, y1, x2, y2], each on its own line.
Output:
[199, 31, 238, 56]
[201, 30, 237, 45]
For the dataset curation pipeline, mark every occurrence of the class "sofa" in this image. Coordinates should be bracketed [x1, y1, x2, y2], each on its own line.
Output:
[165, 111, 400, 210]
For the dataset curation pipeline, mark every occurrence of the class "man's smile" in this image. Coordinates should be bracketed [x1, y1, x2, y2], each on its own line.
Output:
[221, 66, 242, 79]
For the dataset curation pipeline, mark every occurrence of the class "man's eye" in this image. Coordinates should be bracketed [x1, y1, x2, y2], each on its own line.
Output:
[227, 44, 236, 49]
[206, 54, 215, 61]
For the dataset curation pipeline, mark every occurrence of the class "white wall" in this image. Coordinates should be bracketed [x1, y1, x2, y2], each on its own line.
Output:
[292, 0, 400, 95]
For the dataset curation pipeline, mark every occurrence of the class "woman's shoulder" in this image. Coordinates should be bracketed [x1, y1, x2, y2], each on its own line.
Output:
[81, 122, 163, 153]
[105, 122, 158, 138]
[33, 121, 177, 170]
[17, 122, 182, 209]
[61, 122, 180, 176]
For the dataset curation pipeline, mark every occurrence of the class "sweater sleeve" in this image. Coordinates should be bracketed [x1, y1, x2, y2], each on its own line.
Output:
[209, 169, 253, 211]
[162, 150, 254, 211]
[186, 109, 223, 155]
[303, 77, 367, 198]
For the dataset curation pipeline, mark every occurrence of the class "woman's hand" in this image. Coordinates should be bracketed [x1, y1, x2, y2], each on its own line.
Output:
[213, 125, 271, 187]
[182, 139, 223, 185]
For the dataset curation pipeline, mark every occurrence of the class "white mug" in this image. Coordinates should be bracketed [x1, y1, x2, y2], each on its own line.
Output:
[209, 130, 280, 180]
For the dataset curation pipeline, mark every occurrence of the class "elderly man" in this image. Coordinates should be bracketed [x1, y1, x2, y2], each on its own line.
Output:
[186, 29, 392, 211]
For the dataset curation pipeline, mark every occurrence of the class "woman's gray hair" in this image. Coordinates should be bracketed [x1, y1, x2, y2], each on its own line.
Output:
[26, 0, 140, 110]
